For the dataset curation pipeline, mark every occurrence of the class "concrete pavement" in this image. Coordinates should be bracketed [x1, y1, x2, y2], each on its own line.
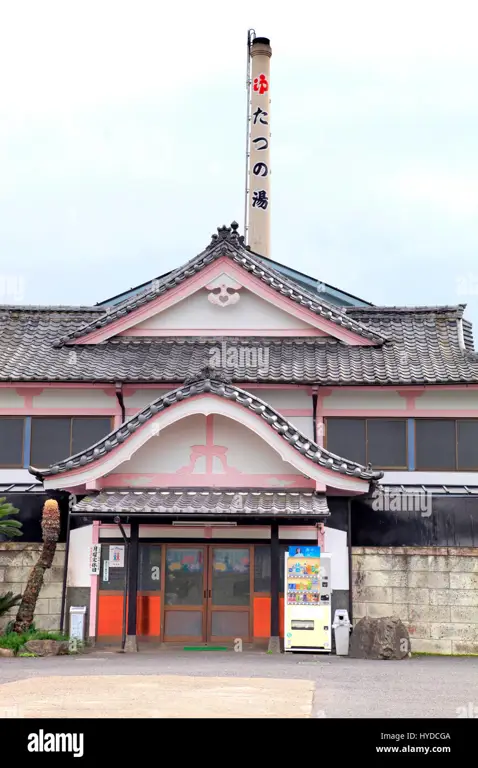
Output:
[0, 650, 477, 718]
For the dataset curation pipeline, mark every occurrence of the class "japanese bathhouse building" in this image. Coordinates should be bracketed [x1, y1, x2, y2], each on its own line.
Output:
[1, 36, 477, 653]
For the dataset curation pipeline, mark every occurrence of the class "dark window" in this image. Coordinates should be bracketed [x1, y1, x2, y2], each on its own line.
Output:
[30, 418, 71, 467]
[457, 421, 478, 470]
[0, 418, 24, 467]
[71, 417, 112, 455]
[415, 420, 456, 470]
[99, 543, 126, 591]
[138, 544, 161, 591]
[326, 418, 407, 469]
[253, 545, 286, 594]
[367, 419, 407, 468]
[325, 419, 366, 465]
[30, 417, 112, 467]
[254, 545, 271, 593]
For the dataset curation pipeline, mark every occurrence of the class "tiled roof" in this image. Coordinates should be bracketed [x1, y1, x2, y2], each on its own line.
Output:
[54, 223, 384, 346]
[72, 488, 331, 517]
[377, 485, 478, 496]
[29, 375, 382, 482]
[0, 314, 476, 385]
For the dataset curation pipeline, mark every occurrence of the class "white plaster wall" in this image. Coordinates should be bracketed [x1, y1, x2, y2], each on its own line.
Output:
[129, 288, 314, 332]
[67, 524, 93, 587]
[32, 389, 115, 408]
[322, 390, 406, 410]
[284, 416, 314, 440]
[213, 415, 302, 475]
[250, 389, 312, 410]
[324, 527, 349, 591]
[124, 389, 166, 410]
[418, 390, 478, 410]
[110, 414, 206, 474]
[0, 389, 25, 407]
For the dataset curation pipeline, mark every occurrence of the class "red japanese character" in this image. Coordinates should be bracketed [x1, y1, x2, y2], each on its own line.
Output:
[253, 74, 269, 95]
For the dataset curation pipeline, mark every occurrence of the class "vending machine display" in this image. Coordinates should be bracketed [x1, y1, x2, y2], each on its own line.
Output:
[284, 546, 332, 653]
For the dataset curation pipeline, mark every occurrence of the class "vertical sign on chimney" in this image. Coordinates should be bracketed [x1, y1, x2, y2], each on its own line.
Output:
[247, 36, 272, 258]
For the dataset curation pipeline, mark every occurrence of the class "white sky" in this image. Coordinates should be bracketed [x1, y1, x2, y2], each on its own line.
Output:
[1, 1, 477, 325]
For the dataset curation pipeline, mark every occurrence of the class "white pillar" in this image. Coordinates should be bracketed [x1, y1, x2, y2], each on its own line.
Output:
[247, 36, 272, 258]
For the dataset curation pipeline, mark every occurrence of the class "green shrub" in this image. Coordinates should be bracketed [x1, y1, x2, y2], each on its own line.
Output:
[0, 629, 69, 654]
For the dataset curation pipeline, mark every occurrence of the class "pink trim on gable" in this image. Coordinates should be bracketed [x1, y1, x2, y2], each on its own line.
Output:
[119, 328, 327, 337]
[102, 473, 315, 489]
[15, 388, 44, 408]
[89, 521, 99, 639]
[397, 390, 425, 411]
[68, 257, 376, 347]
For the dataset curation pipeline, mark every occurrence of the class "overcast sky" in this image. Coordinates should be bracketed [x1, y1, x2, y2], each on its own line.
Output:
[1, 1, 478, 327]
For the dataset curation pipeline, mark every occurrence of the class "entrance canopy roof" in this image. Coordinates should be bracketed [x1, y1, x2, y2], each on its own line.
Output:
[71, 489, 330, 518]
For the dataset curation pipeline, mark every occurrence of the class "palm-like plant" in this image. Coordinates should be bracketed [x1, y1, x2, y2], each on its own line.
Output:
[0, 591, 22, 617]
[13, 498, 61, 634]
[0, 497, 22, 539]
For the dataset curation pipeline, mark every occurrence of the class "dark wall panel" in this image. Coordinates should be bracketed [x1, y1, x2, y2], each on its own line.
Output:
[352, 496, 478, 547]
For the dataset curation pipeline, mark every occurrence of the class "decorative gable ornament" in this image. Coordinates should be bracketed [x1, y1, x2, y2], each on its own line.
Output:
[207, 285, 240, 307]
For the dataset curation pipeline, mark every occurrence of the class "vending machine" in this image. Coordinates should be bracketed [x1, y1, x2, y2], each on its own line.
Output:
[284, 546, 332, 653]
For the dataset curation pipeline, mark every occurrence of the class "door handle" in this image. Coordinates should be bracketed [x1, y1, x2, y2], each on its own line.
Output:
[208, 589, 212, 599]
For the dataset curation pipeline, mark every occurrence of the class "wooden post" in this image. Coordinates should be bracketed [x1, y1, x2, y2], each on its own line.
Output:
[269, 520, 280, 652]
[125, 519, 139, 652]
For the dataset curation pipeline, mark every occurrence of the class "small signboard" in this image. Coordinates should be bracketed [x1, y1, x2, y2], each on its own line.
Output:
[103, 559, 109, 582]
[288, 546, 321, 558]
[109, 545, 125, 568]
[89, 544, 101, 575]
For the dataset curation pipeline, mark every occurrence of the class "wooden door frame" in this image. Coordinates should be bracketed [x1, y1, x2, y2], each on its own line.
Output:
[206, 544, 253, 643]
[162, 543, 208, 643]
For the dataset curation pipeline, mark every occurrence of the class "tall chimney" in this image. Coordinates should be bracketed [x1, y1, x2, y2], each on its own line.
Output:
[247, 36, 272, 258]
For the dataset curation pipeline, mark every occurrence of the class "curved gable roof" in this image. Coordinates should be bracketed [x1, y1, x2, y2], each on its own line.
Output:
[29, 373, 383, 484]
[53, 223, 385, 347]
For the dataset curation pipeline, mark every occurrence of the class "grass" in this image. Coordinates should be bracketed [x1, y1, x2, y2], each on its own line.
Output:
[0, 629, 69, 654]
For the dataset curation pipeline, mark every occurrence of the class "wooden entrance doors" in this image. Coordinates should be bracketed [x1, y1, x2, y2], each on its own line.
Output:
[163, 545, 252, 643]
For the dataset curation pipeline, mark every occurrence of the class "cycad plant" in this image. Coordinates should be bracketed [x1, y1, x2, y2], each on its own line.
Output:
[13, 498, 61, 634]
[0, 497, 22, 539]
[0, 591, 22, 617]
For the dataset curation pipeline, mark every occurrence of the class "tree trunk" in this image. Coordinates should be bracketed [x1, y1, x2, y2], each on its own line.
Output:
[13, 499, 60, 634]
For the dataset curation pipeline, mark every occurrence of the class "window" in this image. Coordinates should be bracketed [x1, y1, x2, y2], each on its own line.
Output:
[99, 544, 126, 591]
[253, 545, 286, 593]
[367, 419, 407, 468]
[30, 417, 112, 467]
[138, 544, 161, 591]
[457, 421, 478, 470]
[0, 418, 24, 467]
[416, 419, 478, 470]
[325, 418, 407, 469]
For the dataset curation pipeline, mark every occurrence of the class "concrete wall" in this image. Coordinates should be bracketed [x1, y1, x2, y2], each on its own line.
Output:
[0, 542, 66, 632]
[352, 547, 478, 655]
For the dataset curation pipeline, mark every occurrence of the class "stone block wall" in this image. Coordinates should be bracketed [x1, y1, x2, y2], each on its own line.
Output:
[0, 543, 66, 632]
[352, 547, 478, 655]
